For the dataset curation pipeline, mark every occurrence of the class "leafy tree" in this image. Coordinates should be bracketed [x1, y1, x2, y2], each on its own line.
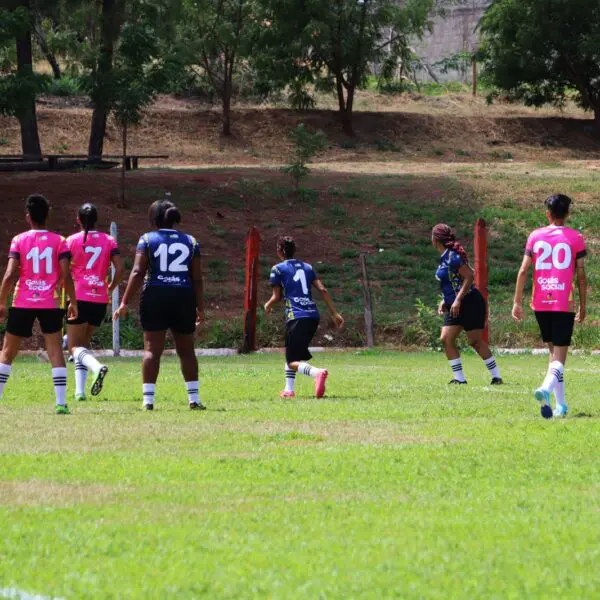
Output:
[257, 0, 436, 136]
[480, 0, 600, 123]
[0, 3, 46, 157]
[181, 0, 257, 136]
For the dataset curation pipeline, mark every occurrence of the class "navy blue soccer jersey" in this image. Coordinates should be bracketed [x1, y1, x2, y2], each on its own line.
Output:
[270, 259, 319, 321]
[136, 229, 200, 289]
[436, 249, 473, 305]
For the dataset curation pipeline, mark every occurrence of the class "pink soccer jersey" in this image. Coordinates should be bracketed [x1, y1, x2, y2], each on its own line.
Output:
[66, 231, 119, 304]
[9, 230, 70, 309]
[525, 225, 586, 312]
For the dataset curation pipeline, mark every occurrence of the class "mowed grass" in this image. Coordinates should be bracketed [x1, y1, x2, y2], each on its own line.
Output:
[1, 353, 600, 598]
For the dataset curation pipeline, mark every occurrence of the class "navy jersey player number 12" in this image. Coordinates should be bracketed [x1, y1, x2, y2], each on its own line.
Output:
[137, 229, 200, 288]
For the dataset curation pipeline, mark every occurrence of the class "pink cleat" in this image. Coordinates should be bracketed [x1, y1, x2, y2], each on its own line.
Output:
[280, 390, 296, 399]
[315, 370, 328, 399]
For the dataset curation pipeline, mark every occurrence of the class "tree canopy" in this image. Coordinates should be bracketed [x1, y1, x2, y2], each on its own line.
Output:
[480, 0, 600, 122]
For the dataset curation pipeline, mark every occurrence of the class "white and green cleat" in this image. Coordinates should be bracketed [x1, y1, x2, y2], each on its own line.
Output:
[554, 404, 568, 418]
[75, 394, 86, 402]
[56, 404, 71, 415]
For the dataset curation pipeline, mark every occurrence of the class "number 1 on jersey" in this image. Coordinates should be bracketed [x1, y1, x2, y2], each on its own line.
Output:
[293, 269, 309, 294]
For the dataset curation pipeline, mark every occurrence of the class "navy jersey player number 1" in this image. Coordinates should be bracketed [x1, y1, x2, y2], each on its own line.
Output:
[269, 260, 319, 321]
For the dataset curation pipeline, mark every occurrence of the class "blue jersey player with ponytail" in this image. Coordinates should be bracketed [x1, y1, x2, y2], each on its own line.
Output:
[265, 236, 344, 399]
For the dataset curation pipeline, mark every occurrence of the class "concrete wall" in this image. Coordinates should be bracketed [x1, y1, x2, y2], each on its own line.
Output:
[412, 0, 492, 82]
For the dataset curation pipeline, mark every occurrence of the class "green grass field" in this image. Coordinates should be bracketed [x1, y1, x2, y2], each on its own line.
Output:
[1, 352, 599, 598]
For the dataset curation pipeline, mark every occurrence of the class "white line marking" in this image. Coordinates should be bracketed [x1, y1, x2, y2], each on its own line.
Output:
[0, 588, 64, 600]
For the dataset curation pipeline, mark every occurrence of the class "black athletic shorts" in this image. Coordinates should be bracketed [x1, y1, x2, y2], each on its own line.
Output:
[139, 286, 197, 334]
[285, 318, 319, 364]
[535, 311, 575, 347]
[6, 307, 65, 338]
[443, 288, 487, 332]
[67, 301, 108, 327]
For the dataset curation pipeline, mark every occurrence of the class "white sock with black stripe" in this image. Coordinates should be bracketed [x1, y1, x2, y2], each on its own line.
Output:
[52, 367, 67, 406]
[541, 361, 563, 394]
[483, 356, 500, 379]
[143, 383, 155, 407]
[449, 358, 466, 383]
[297, 362, 319, 379]
[186, 381, 200, 405]
[74, 363, 88, 397]
[0, 363, 12, 399]
[554, 372, 566, 407]
[285, 363, 296, 392]
[73, 347, 102, 375]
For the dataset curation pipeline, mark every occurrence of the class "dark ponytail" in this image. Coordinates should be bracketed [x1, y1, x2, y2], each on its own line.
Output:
[149, 199, 181, 229]
[432, 224, 469, 264]
[78, 203, 98, 243]
[277, 236, 296, 259]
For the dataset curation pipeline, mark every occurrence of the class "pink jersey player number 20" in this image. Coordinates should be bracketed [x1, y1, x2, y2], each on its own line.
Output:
[525, 225, 586, 313]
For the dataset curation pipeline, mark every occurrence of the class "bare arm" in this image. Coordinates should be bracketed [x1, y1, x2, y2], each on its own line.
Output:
[576, 257, 587, 323]
[191, 254, 205, 323]
[449, 264, 475, 317]
[313, 278, 344, 328]
[264, 286, 282, 313]
[59, 257, 78, 320]
[0, 258, 20, 319]
[512, 255, 532, 321]
[114, 252, 148, 319]
[108, 254, 124, 296]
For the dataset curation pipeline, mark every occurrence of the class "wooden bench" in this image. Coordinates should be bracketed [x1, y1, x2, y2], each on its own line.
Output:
[0, 154, 169, 171]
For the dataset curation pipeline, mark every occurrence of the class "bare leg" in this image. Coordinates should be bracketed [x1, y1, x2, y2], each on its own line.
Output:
[440, 326, 463, 360]
[143, 331, 166, 384]
[466, 329, 492, 360]
[0, 333, 22, 366]
[173, 332, 198, 382]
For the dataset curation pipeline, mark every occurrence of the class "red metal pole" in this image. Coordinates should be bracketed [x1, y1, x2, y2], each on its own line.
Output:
[242, 227, 260, 353]
[474, 218, 489, 343]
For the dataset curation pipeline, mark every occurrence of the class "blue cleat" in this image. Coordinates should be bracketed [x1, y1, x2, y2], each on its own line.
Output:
[554, 404, 568, 418]
[534, 388, 553, 419]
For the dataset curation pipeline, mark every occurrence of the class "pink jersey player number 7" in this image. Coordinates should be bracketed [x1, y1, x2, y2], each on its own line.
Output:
[525, 225, 586, 313]
[67, 231, 119, 304]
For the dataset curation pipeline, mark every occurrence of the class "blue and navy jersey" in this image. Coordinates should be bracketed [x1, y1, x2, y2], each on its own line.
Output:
[136, 229, 200, 289]
[270, 259, 319, 321]
[436, 249, 474, 304]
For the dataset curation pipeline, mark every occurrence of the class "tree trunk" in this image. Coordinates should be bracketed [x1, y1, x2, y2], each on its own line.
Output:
[33, 11, 61, 80]
[222, 55, 232, 136]
[222, 90, 232, 136]
[594, 104, 600, 128]
[15, 27, 42, 158]
[335, 75, 354, 136]
[88, 0, 119, 161]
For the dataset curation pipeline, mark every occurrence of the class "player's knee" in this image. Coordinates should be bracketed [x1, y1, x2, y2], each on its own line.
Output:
[143, 350, 161, 364]
[469, 338, 483, 351]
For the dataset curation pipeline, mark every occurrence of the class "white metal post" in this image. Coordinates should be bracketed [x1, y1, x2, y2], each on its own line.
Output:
[110, 221, 120, 357]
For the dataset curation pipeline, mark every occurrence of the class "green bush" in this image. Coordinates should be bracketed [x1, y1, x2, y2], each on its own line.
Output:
[48, 76, 83, 97]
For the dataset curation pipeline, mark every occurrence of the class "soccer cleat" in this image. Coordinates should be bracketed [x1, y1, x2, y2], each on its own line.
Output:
[56, 404, 70, 415]
[279, 390, 296, 399]
[75, 394, 86, 402]
[315, 370, 328, 399]
[143, 403, 154, 411]
[449, 379, 467, 385]
[189, 401, 206, 411]
[490, 377, 503, 385]
[554, 404, 568, 418]
[91, 366, 108, 396]
[534, 388, 553, 419]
